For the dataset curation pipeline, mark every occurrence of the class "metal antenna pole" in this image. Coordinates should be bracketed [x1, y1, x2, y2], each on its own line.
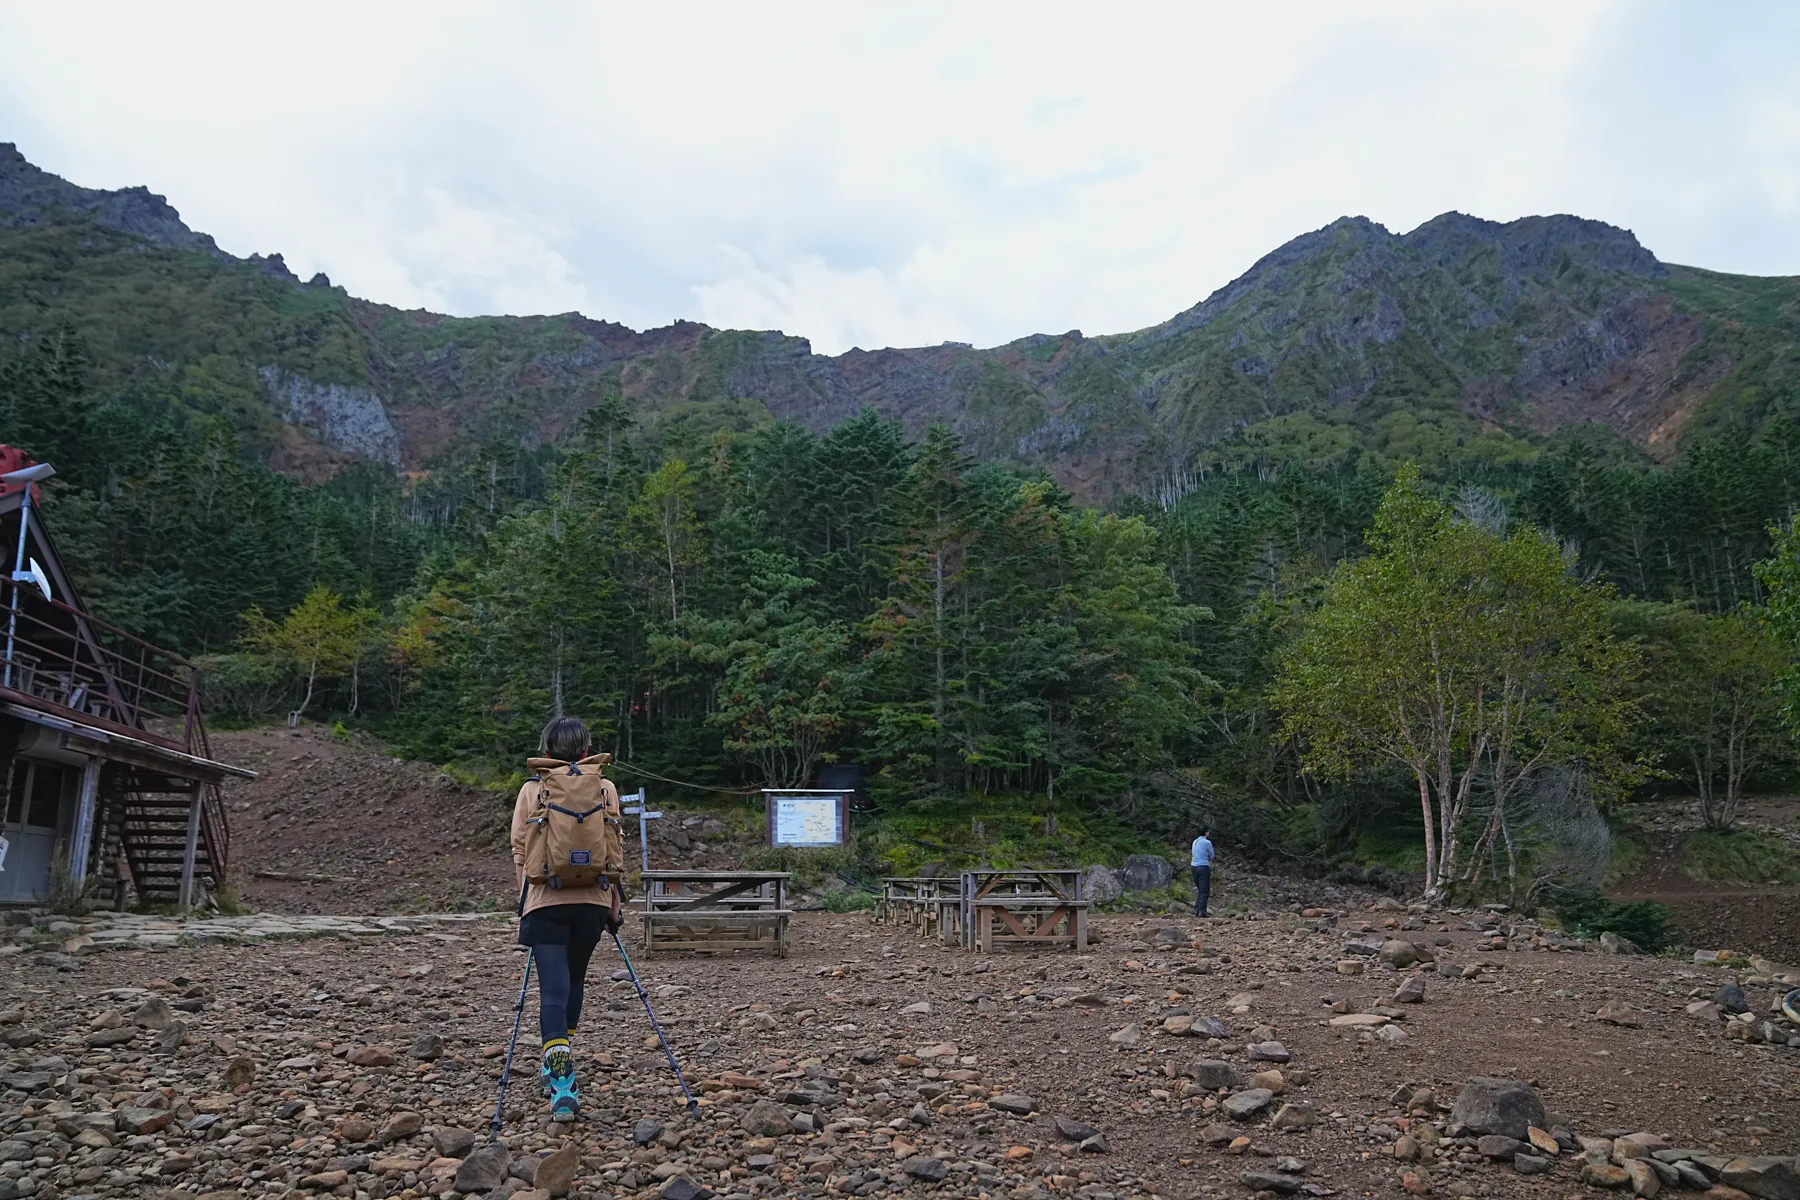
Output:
[4, 481, 34, 691]
[610, 929, 699, 1113]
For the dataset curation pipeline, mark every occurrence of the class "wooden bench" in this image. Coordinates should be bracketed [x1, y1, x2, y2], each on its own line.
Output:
[640, 870, 792, 957]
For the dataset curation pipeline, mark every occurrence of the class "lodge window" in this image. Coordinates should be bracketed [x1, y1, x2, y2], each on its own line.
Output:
[5, 760, 65, 830]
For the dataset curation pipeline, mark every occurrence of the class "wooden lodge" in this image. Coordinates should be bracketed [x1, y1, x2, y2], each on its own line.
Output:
[0, 447, 252, 911]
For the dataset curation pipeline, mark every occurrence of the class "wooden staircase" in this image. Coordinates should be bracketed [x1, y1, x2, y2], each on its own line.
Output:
[115, 772, 229, 906]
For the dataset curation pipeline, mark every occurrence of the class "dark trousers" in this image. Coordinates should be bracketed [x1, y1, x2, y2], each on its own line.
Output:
[1191, 865, 1212, 916]
[519, 904, 605, 1041]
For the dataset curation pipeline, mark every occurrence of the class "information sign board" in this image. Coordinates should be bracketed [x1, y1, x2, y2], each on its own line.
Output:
[764, 790, 849, 847]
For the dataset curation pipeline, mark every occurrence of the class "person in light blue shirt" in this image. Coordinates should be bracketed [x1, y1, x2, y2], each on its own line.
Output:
[1190, 827, 1214, 917]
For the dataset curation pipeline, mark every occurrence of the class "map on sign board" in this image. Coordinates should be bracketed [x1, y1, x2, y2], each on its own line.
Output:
[769, 793, 846, 847]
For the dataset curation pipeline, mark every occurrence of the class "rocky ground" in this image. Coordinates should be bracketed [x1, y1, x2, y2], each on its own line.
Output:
[3, 900, 1797, 1200]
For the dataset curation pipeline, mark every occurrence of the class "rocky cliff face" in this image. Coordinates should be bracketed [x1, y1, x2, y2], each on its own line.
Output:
[0, 142, 221, 254]
[0, 145, 1792, 496]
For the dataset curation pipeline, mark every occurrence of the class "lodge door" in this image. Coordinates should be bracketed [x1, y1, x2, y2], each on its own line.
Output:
[2, 760, 65, 903]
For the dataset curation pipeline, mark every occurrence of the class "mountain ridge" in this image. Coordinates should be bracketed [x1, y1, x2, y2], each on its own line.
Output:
[4, 142, 1797, 500]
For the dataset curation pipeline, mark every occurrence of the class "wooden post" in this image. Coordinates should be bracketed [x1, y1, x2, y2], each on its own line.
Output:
[178, 782, 202, 915]
[68, 756, 101, 886]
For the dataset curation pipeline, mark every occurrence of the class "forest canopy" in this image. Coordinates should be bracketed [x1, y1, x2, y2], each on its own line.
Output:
[4, 325, 1799, 896]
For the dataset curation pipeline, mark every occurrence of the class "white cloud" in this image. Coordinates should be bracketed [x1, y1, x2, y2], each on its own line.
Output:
[1, 1, 1796, 354]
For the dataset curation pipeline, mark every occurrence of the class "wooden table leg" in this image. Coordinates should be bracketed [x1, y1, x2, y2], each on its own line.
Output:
[1074, 906, 1087, 952]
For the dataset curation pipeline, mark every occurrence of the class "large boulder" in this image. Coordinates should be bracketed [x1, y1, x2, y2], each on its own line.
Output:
[1120, 855, 1174, 892]
[1721, 1157, 1800, 1200]
[1084, 865, 1124, 904]
[1447, 1078, 1546, 1140]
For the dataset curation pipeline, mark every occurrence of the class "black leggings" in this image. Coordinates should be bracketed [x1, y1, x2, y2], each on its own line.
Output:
[519, 905, 605, 1041]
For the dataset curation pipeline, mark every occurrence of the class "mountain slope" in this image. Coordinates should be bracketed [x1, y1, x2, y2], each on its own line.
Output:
[3, 142, 1798, 499]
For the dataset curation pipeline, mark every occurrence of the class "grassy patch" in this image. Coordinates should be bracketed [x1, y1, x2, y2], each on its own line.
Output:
[1680, 827, 1800, 885]
[1606, 824, 1652, 884]
[1351, 826, 1428, 873]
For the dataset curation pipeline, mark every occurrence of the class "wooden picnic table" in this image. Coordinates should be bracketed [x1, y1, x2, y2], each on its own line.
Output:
[640, 870, 792, 957]
[876, 876, 944, 928]
[958, 868, 1089, 953]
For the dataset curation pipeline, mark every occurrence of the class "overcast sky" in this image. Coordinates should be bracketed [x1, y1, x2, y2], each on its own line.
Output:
[2, 3, 1796, 355]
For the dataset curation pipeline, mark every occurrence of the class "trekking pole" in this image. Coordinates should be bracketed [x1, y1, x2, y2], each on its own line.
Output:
[489, 949, 535, 1138]
[610, 928, 700, 1114]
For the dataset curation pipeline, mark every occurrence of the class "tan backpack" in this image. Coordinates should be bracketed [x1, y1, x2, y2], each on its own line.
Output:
[520, 754, 624, 890]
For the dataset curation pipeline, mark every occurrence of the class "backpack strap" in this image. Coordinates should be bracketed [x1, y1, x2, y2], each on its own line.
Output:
[546, 802, 608, 823]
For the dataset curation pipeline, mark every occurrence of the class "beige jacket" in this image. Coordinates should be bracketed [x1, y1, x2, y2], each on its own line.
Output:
[510, 772, 624, 920]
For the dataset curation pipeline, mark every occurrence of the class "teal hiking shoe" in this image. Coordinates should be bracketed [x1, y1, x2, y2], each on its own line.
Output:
[541, 1037, 579, 1122]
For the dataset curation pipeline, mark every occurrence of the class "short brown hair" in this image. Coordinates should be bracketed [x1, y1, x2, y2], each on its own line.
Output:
[539, 716, 591, 762]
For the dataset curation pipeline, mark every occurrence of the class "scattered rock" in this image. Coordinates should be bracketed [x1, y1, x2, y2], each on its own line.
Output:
[988, 1093, 1036, 1115]
[1594, 1000, 1641, 1027]
[1514, 1152, 1552, 1175]
[1054, 1114, 1100, 1141]
[1188, 1059, 1247, 1091]
[335, 1116, 375, 1143]
[1447, 1077, 1545, 1140]
[1394, 975, 1426, 1004]
[1224, 1088, 1275, 1120]
[535, 1143, 580, 1197]
[1109, 1023, 1142, 1046]
[1598, 931, 1640, 955]
[1714, 984, 1750, 1015]
[378, 1111, 423, 1144]
[222, 1055, 256, 1088]
[1202, 1123, 1236, 1146]
[1248, 1040, 1291, 1062]
[409, 1032, 445, 1059]
[1379, 940, 1421, 968]
[454, 1141, 513, 1193]
[1477, 1135, 1527, 1159]
[1271, 1103, 1316, 1131]
[434, 1127, 478, 1158]
[1581, 1163, 1631, 1189]
[1242, 1170, 1305, 1194]
[1626, 1158, 1663, 1199]
[347, 1043, 396, 1067]
[741, 1100, 792, 1138]
[133, 996, 173, 1029]
[903, 1155, 950, 1182]
[659, 1177, 708, 1200]
[114, 1106, 172, 1135]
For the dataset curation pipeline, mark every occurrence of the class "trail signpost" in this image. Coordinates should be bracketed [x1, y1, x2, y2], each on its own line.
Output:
[620, 789, 660, 873]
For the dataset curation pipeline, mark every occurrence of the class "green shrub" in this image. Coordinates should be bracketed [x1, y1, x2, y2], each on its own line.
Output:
[821, 889, 876, 913]
[1540, 884, 1676, 950]
[1680, 828, 1800, 885]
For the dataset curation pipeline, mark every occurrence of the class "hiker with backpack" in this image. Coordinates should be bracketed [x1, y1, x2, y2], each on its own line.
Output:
[511, 716, 626, 1122]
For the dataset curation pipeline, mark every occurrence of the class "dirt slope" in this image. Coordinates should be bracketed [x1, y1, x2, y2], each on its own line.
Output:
[1612, 797, 1800, 963]
[213, 725, 746, 915]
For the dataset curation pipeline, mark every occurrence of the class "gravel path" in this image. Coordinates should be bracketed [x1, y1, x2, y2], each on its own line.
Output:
[3, 903, 1796, 1200]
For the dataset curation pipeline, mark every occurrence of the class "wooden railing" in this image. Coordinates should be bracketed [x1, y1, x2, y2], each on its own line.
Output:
[1, 591, 229, 871]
